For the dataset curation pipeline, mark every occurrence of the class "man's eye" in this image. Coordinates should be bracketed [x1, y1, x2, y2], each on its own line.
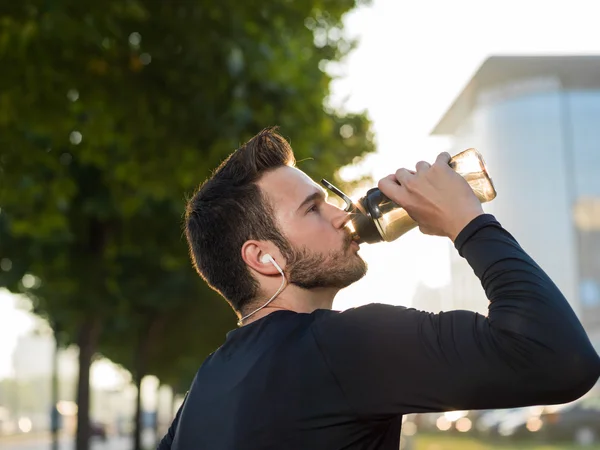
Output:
[307, 204, 318, 213]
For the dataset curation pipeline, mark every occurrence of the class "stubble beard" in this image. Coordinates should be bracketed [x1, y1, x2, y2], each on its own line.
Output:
[282, 235, 367, 290]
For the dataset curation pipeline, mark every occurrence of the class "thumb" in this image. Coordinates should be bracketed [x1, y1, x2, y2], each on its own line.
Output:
[435, 152, 452, 166]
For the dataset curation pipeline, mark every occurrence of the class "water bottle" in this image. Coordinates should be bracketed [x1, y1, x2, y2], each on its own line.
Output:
[321, 148, 497, 244]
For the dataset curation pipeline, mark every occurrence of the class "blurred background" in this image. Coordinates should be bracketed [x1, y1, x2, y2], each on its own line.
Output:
[1, 1, 600, 449]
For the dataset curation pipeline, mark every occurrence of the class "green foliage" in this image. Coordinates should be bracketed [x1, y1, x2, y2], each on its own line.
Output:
[0, 0, 374, 395]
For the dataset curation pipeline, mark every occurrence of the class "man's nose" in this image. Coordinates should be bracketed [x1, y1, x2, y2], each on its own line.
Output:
[331, 207, 352, 230]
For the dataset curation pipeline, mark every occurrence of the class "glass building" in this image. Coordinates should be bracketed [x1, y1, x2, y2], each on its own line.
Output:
[431, 55, 600, 351]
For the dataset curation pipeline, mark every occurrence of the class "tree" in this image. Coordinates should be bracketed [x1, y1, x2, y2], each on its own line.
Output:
[0, 1, 374, 449]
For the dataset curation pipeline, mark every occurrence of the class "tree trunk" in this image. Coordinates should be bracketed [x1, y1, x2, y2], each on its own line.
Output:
[51, 333, 60, 450]
[133, 332, 150, 450]
[134, 315, 165, 450]
[133, 370, 145, 450]
[153, 382, 161, 448]
[75, 318, 101, 450]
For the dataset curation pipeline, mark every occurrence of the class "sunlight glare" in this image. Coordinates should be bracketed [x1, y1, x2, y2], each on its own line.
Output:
[455, 417, 472, 432]
[436, 416, 451, 431]
[444, 410, 468, 422]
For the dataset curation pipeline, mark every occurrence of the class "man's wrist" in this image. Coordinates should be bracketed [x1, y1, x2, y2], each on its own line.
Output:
[453, 213, 502, 254]
[448, 211, 486, 242]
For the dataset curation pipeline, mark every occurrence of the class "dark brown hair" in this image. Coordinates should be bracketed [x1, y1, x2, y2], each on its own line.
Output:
[184, 128, 295, 314]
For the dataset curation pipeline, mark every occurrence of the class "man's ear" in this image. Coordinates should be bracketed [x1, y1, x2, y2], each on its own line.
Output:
[241, 240, 283, 276]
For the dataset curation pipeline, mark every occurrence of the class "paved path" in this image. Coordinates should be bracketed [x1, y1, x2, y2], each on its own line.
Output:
[1, 432, 156, 450]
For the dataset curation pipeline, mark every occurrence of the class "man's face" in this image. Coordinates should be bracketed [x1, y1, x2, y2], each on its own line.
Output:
[258, 166, 367, 290]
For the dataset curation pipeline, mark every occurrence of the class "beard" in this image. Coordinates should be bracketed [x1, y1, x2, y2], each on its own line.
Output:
[281, 233, 367, 290]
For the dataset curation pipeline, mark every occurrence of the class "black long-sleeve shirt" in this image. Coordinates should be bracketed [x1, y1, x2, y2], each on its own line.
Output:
[158, 214, 600, 450]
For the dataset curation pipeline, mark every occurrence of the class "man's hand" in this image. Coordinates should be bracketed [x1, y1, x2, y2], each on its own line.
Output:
[378, 152, 484, 241]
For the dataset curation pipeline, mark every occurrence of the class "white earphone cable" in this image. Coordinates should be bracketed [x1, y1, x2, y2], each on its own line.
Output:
[237, 266, 287, 327]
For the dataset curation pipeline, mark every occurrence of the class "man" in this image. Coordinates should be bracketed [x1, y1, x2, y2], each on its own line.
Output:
[159, 128, 600, 449]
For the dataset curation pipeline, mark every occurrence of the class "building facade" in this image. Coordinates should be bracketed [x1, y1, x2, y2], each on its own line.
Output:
[431, 56, 600, 350]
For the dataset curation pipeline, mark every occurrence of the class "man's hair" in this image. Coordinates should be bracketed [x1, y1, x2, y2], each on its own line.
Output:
[184, 128, 296, 314]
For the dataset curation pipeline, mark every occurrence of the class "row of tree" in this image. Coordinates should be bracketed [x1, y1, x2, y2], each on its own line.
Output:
[0, 1, 374, 449]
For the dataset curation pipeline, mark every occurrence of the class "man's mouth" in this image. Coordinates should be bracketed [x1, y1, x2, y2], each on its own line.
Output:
[345, 233, 360, 251]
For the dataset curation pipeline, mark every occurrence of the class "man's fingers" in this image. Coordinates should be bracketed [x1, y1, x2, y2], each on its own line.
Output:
[415, 161, 431, 172]
[395, 168, 414, 185]
[378, 174, 408, 205]
[435, 152, 452, 166]
[378, 174, 399, 191]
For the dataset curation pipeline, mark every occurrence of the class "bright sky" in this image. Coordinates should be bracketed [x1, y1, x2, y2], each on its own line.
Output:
[2, 0, 600, 380]
[331, 0, 600, 309]
[0, 290, 36, 378]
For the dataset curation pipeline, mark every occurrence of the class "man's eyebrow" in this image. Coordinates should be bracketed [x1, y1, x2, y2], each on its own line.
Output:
[296, 188, 328, 212]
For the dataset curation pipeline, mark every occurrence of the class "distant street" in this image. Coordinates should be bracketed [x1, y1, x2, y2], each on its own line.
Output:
[1, 434, 155, 450]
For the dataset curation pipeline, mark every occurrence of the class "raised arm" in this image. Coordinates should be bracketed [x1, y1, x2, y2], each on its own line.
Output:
[311, 154, 599, 417]
[312, 214, 600, 417]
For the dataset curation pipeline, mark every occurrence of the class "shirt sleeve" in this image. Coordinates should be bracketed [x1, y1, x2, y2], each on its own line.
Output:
[311, 214, 600, 419]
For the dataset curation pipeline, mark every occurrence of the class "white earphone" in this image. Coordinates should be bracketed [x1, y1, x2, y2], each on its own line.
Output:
[261, 253, 283, 273]
[237, 253, 287, 326]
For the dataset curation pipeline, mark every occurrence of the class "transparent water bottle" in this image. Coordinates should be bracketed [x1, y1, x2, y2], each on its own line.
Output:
[321, 148, 497, 244]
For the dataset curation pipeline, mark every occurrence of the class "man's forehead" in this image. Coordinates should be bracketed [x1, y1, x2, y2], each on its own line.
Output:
[258, 166, 323, 206]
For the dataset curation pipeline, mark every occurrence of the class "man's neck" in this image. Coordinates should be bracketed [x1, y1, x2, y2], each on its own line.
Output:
[241, 284, 337, 326]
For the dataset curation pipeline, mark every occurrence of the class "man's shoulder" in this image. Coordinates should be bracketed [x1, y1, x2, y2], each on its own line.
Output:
[309, 303, 423, 371]
[314, 303, 410, 320]
[311, 303, 414, 335]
